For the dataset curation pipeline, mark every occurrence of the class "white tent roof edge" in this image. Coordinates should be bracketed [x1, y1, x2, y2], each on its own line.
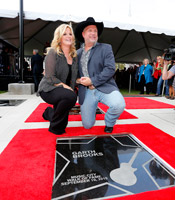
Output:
[0, 8, 175, 37]
[0, 9, 18, 18]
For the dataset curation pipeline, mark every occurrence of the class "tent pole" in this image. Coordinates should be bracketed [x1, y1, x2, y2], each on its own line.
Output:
[19, 0, 24, 83]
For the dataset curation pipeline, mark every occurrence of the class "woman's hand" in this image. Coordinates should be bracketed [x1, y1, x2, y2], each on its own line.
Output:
[54, 83, 73, 91]
[76, 78, 81, 84]
[62, 83, 73, 91]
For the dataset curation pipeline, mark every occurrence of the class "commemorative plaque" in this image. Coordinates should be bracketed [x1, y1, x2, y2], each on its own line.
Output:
[52, 134, 175, 200]
[69, 104, 103, 115]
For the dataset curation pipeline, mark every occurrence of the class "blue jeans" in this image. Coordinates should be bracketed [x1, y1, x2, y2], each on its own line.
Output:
[156, 75, 169, 95]
[80, 89, 125, 129]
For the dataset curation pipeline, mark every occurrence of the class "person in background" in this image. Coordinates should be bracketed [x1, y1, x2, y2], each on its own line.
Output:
[134, 63, 141, 90]
[1, 47, 9, 75]
[38, 24, 78, 135]
[43, 41, 50, 58]
[23, 58, 30, 80]
[31, 49, 43, 91]
[138, 58, 153, 94]
[155, 56, 169, 96]
[163, 60, 175, 88]
[152, 59, 158, 93]
[165, 61, 175, 99]
[9, 48, 15, 75]
[75, 17, 125, 133]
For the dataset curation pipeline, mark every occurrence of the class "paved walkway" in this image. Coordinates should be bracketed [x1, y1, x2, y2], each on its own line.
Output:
[0, 92, 174, 154]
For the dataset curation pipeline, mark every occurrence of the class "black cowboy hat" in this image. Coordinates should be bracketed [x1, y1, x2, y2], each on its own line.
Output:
[75, 17, 104, 42]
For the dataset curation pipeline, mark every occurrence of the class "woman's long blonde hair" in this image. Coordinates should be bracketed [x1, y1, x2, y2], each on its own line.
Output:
[157, 56, 164, 67]
[47, 24, 77, 58]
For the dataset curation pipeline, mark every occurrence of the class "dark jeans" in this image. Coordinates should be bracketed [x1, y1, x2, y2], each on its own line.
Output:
[156, 75, 169, 96]
[40, 87, 77, 134]
[33, 73, 41, 91]
[139, 75, 152, 94]
[152, 77, 159, 94]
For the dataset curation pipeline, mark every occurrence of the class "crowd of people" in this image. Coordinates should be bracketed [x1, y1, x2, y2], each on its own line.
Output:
[0, 47, 19, 76]
[136, 56, 175, 99]
[1, 43, 175, 98]
[114, 56, 175, 99]
[0, 45, 44, 91]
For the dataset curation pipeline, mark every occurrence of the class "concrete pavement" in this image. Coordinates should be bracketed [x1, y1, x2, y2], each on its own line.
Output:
[0, 92, 174, 154]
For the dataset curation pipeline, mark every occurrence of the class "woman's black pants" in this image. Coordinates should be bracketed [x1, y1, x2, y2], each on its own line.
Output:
[140, 75, 152, 94]
[40, 87, 77, 134]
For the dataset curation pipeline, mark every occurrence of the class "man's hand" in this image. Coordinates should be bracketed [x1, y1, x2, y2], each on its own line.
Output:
[80, 77, 92, 86]
[163, 60, 169, 68]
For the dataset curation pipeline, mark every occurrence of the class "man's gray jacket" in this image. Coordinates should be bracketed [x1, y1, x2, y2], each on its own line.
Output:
[78, 43, 119, 105]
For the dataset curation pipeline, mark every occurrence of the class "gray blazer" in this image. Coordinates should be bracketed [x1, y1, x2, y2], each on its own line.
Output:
[38, 48, 78, 93]
[78, 43, 119, 105]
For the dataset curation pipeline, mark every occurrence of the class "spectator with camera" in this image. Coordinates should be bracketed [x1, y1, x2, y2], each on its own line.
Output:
[162, 60, 175, 94]
[155, 56, 169, 97]
[166, 61, 175, 99]
[162, 60, 175, 92]
[162, 44, 175, 98]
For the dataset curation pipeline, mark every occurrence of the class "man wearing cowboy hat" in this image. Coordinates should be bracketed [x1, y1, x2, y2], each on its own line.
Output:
[75, 17, 125, 133]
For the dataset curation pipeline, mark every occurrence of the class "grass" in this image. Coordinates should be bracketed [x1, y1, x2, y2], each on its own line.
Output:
[120, 88, 140, 95]
[0, 91, 7, 94]
[120, 88, 156, 97]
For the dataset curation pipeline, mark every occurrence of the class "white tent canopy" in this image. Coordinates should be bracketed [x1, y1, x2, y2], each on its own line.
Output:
[0, 0, 175, 63]
[1, 0, 175, 35]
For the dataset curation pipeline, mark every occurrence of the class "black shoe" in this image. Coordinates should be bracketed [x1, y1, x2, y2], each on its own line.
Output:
[49, 127, 66, 135]
[42, 112, 48, 120]
[104, 126, 113, 133]
[42, 107, 52, 121]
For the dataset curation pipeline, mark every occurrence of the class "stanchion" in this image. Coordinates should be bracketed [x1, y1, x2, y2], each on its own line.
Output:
[129, 73, 131, 93]
[162, 80, 165, 96]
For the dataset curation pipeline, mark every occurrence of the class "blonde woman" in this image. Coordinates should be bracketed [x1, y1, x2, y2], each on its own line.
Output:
[38, 24, 78, 135]
[152, 56, 162, 93]
[138, 58, 153, 94]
